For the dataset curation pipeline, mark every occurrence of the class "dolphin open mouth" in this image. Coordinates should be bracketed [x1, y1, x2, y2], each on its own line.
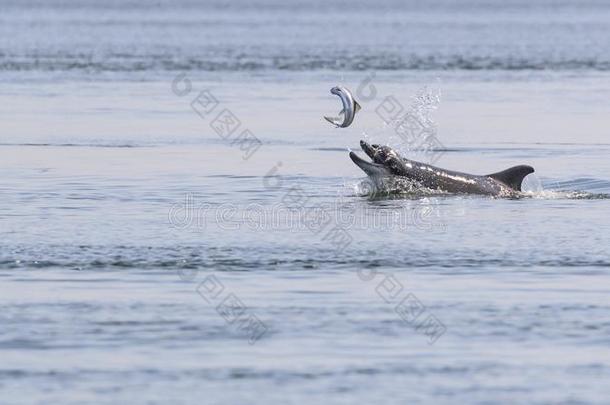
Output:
[349, 140, 391, 177]
[359, 140, 379, 160]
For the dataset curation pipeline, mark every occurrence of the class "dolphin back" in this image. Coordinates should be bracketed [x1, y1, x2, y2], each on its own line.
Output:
[486, 165, 535, 191]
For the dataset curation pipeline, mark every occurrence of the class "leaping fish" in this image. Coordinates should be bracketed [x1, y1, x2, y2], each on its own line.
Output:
[324, 86, 361, 128]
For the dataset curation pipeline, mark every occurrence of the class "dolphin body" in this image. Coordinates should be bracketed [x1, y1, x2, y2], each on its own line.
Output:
[324, 86, 361, 128]
[350, 140, 534, 196]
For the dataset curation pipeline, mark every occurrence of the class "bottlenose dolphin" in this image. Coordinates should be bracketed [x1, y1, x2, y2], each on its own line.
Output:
[324, 86, 361, 128]
[350, 140, 534, 196]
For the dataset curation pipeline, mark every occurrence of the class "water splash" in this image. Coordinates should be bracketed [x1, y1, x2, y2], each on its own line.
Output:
[359, 81, 444, 164]
[520, 176, 610, 199]
[349, 173, 610, 200]
[351, 177, 449, 198]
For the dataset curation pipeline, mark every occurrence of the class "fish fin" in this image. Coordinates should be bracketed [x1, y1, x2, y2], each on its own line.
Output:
[354, 100, 362, 113]
[324, 116, 341, 127]
[486, 165, 535, 191]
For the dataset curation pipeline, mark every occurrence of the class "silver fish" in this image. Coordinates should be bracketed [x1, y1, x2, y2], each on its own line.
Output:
[324, 86, 361, 128]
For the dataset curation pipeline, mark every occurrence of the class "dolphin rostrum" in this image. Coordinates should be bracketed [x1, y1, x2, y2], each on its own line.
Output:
[324, 86, 361, 128]
[350, 140, 534, 196]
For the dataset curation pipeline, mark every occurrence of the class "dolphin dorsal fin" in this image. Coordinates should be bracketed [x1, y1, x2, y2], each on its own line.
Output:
[354, 100, 362, 113]
[486, 165, 535, 191]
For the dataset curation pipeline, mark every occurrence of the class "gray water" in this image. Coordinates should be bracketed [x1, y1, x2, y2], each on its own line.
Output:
[1, 1, 610, 404]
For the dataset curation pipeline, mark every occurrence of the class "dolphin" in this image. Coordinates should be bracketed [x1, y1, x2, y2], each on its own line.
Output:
[324, 86, 361, 128]
[350, 140, 534, 196]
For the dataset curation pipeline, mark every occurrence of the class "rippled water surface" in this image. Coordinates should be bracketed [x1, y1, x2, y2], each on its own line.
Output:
[2, 1, 610, 404]
[2, 0, 610, 76]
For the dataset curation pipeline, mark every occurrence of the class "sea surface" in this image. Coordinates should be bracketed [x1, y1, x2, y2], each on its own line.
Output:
[1, 1, 610, 404]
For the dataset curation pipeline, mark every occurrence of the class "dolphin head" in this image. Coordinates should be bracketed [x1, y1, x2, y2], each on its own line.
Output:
[359, 141, 406, 173]
[350, 140, 407, 177]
